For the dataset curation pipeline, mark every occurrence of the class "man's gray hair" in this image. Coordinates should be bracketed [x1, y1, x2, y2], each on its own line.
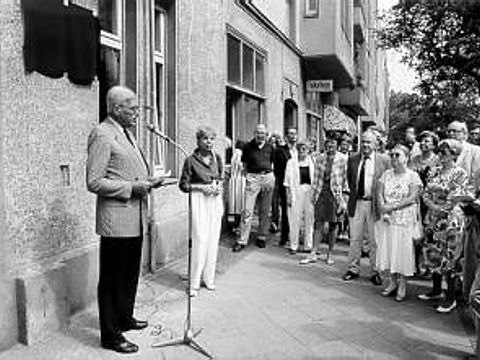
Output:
[362, 130, 378, 145]
[449, 121, 468, 133]
[106, 86, 136, 114]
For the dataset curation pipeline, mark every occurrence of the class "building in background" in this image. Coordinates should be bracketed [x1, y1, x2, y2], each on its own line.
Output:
[0, 0, 389, 351]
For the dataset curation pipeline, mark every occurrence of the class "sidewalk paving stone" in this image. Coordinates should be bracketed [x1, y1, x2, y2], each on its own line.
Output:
[0, 238, 475, 360]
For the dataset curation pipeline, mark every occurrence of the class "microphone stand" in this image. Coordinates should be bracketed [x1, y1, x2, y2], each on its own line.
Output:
[148, 125, 213, 359]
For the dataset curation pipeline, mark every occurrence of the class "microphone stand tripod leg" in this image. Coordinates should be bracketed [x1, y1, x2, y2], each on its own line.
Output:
[151, 191, 214, 359]
[189, 339, 214, 359]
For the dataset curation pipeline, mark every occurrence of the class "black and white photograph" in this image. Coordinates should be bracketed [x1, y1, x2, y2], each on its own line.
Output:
[0, 0, 480, 359]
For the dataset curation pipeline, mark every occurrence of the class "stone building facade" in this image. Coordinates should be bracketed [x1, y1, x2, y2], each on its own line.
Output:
[0, 0, 388, 351]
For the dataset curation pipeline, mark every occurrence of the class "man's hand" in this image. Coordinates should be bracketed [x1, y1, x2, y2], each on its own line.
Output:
[131, 181, 153, 198]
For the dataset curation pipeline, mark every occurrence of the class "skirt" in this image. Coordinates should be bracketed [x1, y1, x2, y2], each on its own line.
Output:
[314, 189, 338, 224]
[375, 220, 415, 276]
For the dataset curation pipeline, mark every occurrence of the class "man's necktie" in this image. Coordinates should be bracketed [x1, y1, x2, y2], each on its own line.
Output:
[357, 156, 368, 199]
[123, 127, 135, 147]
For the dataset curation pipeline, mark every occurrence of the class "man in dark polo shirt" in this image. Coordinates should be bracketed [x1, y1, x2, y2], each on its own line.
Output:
[233, 124, 275, 252]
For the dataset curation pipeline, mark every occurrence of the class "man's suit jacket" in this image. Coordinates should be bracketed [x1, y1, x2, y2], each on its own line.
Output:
[273, 144, 292, 182]
[311, 152, 349, 208]
[457, 141, 480, 180]
[86, 117, 149, 237]
[347, 152, 390, 220]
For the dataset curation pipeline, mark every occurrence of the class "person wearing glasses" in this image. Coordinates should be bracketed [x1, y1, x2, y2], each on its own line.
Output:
[447, 121, 480, 180]
[376, 144, 422, 301]
[233, 124, 275, 252]
[418, 139, 468, 313]
[342, 131, 390, 285]
[469, 123, 480, 146]
[87, 86, 164, 353]
[284, 140, 315, 255]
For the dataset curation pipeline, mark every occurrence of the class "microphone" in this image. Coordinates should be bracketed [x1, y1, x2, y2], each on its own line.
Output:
[145, 123, 172, 142]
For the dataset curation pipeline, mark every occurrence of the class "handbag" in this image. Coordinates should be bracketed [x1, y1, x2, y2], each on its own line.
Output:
[412, 219, 424, 244]
[412, 202, 424, 244]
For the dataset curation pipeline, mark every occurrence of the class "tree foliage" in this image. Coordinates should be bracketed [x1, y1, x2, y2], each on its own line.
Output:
[388, 90, 480, 144]
[378, 0, 480, 97]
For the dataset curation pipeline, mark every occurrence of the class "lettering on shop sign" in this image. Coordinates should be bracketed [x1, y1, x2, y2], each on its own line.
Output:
[306, 80, 333, 93]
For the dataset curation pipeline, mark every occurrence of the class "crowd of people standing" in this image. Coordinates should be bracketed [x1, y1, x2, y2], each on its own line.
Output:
[227, 120, 480, 316]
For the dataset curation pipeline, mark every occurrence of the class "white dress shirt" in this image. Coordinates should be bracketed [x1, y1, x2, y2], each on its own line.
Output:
[357, 153, 375, 198]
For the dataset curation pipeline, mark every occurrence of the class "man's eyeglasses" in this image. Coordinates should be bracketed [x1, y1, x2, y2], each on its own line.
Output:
[447, 128, 462, 133]
[117, 104, 139, 113]
[390, 152, 402, 158]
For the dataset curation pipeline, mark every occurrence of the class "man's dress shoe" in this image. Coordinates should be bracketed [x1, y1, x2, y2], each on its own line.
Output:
[102, 339, 139, 353]
[370, 273, 383, 286]
[342, 271, 359, 281]
[255, 239, 266, 248]
[232, 243, 245, 252]
[122, 319, 148, 331]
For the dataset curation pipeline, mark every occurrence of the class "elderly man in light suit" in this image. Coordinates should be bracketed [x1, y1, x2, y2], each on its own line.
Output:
[447, 121, 480, 181]
[342, 131, 390, 285]
[87, 86, 162, 353]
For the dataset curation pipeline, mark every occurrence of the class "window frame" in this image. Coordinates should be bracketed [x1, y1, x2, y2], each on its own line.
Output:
[151, 4, 168, 171]
[226, 30, 267, 97]
[226, 30, 267, 164]
[99, 0, 124, 83]
[304, 0, 319, 18]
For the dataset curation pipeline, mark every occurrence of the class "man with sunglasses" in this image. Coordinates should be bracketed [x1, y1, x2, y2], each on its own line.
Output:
[447, 121, 480, 181]
[87, 86, 163, 353]
[342, 131, 390, 285]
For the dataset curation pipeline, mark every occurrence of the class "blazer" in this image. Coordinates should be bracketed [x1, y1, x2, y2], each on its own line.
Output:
[347, 152, 390, 220]
[311, 152, 349, 207]
[86, 117, 149, 237]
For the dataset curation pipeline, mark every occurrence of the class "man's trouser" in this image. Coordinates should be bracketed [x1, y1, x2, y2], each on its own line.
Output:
[239, 172, 275, 245]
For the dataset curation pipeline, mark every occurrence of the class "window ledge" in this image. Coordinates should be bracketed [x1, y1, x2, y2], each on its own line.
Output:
[236, 0, 303, 58]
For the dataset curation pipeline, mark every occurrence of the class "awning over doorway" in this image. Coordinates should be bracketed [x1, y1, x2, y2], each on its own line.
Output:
[323, 105, 357, 135]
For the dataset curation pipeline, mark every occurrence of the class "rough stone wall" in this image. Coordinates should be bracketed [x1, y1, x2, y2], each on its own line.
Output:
[0, 0, 98, 348]
[0, 0, 98, 272]
[176, 0, 227, 153]
[148, 0, 228, 268]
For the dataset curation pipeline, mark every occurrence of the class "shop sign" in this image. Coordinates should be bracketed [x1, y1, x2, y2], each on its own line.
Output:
[306, 80, 333, 93]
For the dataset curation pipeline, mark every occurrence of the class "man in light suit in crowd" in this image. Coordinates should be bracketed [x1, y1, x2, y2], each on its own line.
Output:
[342, 131, 390, 285]
[87, 86, 162, 353]
[447, 120, 480, 180]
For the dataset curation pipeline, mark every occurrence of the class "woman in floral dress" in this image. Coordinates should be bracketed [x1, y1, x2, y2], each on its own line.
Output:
[376, 144, 423, 302]
[418, 139, 468, 313]
[408, 130, 439, 276]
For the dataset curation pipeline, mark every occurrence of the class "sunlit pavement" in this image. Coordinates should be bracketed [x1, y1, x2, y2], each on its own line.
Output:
[0, 236, 475, 360]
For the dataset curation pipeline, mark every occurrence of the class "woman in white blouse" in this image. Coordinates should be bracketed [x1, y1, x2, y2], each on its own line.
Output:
[284, 140, 315, 255]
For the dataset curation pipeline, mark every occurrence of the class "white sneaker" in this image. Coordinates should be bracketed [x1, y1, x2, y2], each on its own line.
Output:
[300, 255, 317, 265]
[436, 300, 457, 314]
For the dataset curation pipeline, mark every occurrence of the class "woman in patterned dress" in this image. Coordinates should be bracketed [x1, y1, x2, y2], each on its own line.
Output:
[408, 130, 440, 276]
[376, 144, 423, 301]
[417, 139, 468, 313]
